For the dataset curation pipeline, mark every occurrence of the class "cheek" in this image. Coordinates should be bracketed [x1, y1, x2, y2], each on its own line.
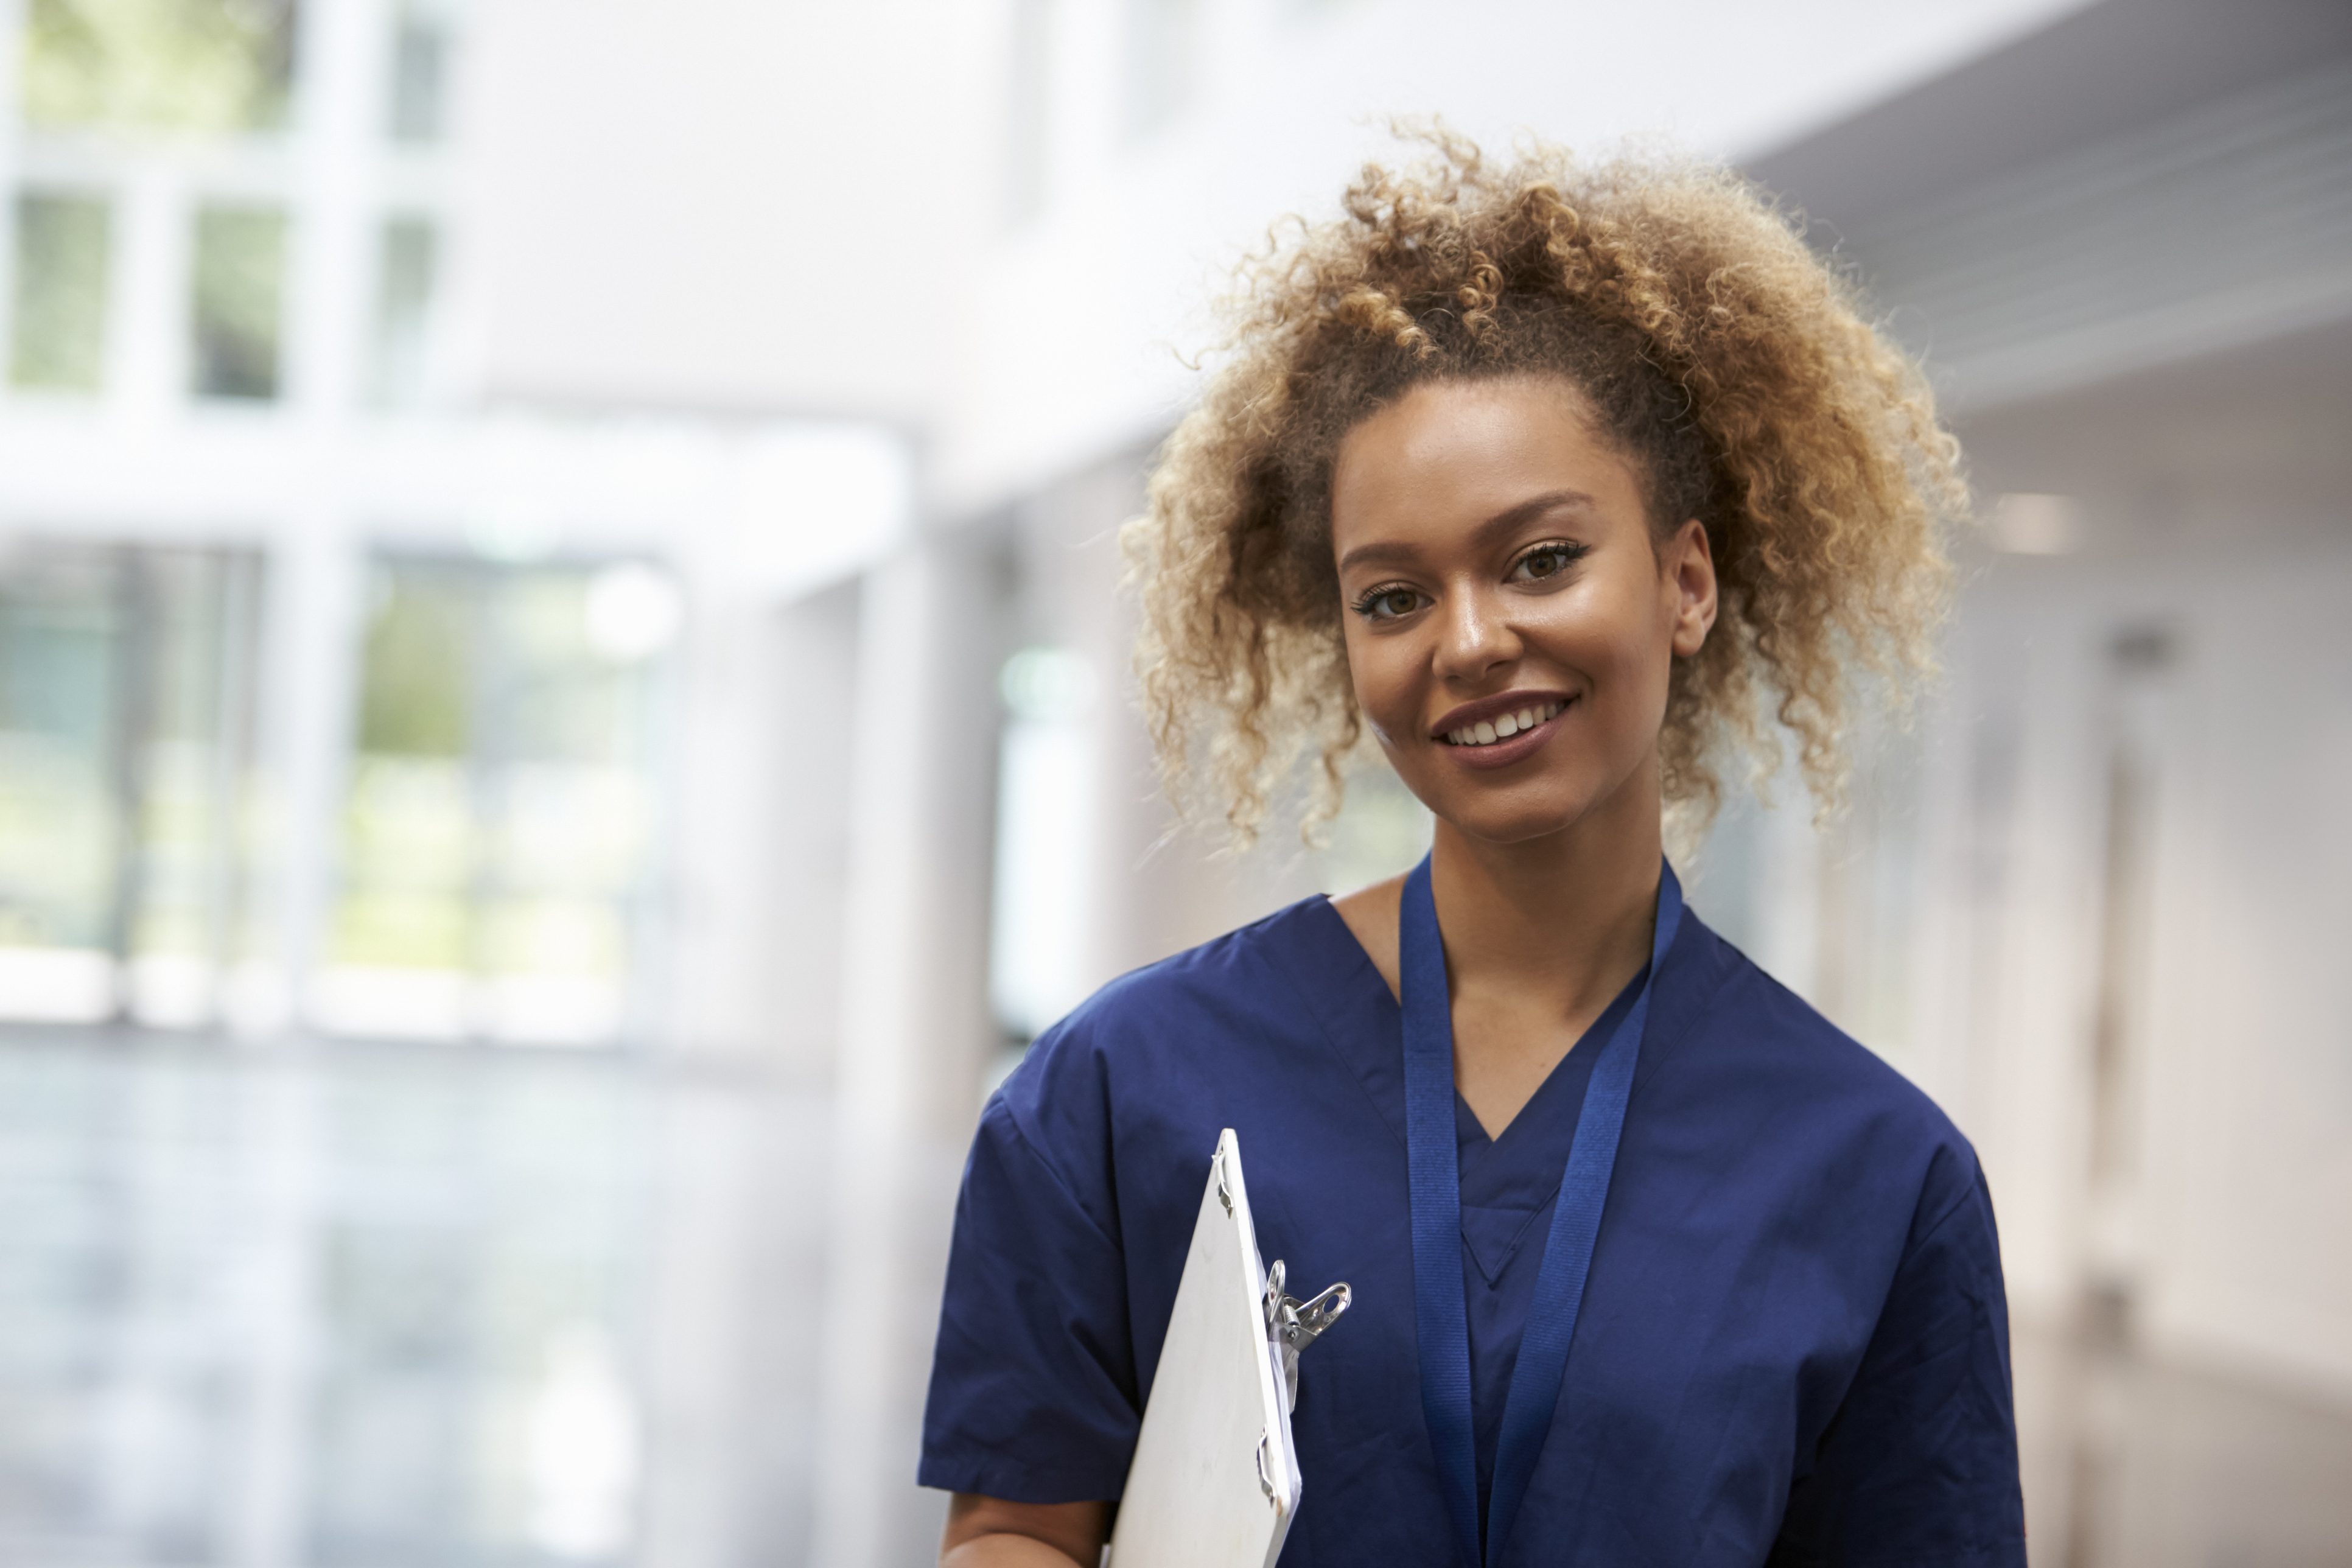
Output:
[1528, 584, 1651, 670]
[1341, 627, 1420, 746]
[1524, 581, 1677, 715]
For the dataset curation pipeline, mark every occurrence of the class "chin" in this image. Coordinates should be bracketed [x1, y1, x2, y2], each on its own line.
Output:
[1420, 782, 1600, 847]
[1395, 734, 1651, 847]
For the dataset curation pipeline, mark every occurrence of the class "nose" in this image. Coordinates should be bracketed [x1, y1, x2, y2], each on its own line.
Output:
[1432, 580, 1519, 685]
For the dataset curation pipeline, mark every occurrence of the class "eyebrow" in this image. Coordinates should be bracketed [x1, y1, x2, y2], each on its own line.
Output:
[1334, 488, 1600, 575]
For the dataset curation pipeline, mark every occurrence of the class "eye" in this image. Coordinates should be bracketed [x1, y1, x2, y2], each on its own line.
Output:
[1510, 542, 1587, 583]
[1351, 585, 1425, 621]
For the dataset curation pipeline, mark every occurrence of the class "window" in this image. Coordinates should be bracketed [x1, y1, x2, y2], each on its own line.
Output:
[190, 203, 287, 400]
[371, 216, 436, 407]
[21, 0, 298, 133]
[387, 0, 453, 144]
[323, 556, 679, 1045]
[9, 191, 111, 391]
[989, 645, 1099, 1040]
[0, 541, 266, 1026]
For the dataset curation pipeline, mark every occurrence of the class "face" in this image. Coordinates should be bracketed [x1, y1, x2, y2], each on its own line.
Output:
[1329, 375, 1717, 847]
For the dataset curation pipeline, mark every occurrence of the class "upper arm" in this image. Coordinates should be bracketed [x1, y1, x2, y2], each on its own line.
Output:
[1771, 1158, 2028, 1566]
[920, 1093, 1141, 1503]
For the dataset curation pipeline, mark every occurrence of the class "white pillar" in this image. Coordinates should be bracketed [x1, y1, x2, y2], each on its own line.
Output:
[662, 579, 863, 1077]
[811, 531, 1003, 1568]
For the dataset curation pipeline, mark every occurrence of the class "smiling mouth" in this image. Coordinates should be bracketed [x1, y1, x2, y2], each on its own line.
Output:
[1440, 698, 1569, 747]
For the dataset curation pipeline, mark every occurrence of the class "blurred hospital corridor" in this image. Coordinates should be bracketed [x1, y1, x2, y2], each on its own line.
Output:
[1, 0, 2349, 1563]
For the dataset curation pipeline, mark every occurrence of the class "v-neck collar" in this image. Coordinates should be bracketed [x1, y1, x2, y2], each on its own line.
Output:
[1261, 895, 1662, 1198]
[1455, 970, 1642, 1146]
[1452, 968, 1641, 1194]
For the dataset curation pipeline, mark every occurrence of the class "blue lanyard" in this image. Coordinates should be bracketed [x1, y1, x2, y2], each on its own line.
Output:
[1401, 853, 1682, 1568]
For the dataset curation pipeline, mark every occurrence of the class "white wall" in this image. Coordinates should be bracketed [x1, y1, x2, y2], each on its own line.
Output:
[464, 0, 998, 421]
[2133, 555, 2352, 1395]
[1899, 538, 2352, 1402]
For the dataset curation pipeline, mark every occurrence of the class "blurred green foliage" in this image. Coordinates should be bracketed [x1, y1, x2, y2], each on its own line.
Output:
[191, 204, 284, 398]
[23, 0, 297, 132]
[338, 562, 662, 984]
[359, 573, 471, 757]
[9, 194, 111, 391]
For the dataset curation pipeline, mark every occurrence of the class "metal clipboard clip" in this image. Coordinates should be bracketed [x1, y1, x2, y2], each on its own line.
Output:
[1109, 1130, 1338, 1565]
[1261, 1258, 1351, 1413]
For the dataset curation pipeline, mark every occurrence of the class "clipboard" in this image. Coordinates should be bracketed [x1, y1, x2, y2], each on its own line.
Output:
[1107, 1129, 1349, 1568]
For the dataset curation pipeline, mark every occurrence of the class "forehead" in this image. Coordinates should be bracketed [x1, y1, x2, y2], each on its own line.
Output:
[1328, 376, 1646, 548]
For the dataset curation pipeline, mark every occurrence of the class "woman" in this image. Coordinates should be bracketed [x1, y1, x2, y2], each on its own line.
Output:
[922, 136, 2024, 1567]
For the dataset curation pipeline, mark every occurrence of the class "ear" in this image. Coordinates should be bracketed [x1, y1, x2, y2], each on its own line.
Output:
[1665, 518, 1717, 658]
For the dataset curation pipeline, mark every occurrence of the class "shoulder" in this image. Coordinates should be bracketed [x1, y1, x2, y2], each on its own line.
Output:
[1673, 912, 1956, 1119]
[993, 892, 1355, 1120]
[1659, 912, 1983, 1213]
[1060, 893, 1346, 1043]
[1326, 873, 1404, 1001]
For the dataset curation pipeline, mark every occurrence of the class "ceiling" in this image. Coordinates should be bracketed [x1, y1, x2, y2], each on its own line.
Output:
[1957, 315, 2352, 548]
[1745, 0, 2352, 233]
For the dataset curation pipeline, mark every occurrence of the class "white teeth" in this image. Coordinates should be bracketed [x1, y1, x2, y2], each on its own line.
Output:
[1445, 700, 1571, 746]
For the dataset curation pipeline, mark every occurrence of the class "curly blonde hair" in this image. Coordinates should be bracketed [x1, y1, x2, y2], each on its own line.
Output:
[1124, 131, 1966, 845]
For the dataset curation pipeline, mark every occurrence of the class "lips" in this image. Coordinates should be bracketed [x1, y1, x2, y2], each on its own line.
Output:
[1440, 697, 1568, 749]
[1424, 692, 1577, 771]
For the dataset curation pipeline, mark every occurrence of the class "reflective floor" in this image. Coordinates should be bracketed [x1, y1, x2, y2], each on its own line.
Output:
[0, 1029, 824, 1568]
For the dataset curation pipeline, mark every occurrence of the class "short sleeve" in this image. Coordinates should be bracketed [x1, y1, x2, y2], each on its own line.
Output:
[1769, 1155, 2029, 1567]
[917, 1091, 1139, 1502]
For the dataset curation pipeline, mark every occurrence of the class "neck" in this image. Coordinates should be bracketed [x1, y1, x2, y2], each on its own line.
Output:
[1427, 752, 1664, 1018]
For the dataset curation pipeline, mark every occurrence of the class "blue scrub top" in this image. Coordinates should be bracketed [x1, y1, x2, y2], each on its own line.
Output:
[919, 894, 2026, 1567]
